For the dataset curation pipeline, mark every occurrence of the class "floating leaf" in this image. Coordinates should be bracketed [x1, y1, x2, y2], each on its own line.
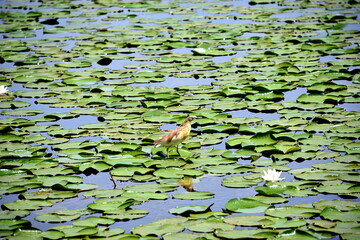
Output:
[265, 206, 321, 218]
[297, 94, 343, 104]
[0, 210, 30, 220]
[88, 199, 138, 212]
[255, 185, 298, 197]
[154, 168, 204, 179]
[72, 217, 115, 227]
[277, 229, 318, 240]
[215, 229, 277, 239]
[123, 183, 177, 193]
[186, 219, 234, 233]
[104, 209, 149, 221]
[48, 225, 98, 238]
[2, 200, 53, 210]
[169, 204, 213, 216]
[320, 208, 360, 222]
[172, 191, 214, 200]
[111, 166, 153, 177]
[131, 217, 186, 236]
[225, 198, 269, 213]
[222, 175, 260, 188]
[0, 219, 31, 231]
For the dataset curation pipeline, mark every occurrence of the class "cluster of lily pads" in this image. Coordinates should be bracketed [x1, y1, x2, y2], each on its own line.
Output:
[0, 0, 359, 239]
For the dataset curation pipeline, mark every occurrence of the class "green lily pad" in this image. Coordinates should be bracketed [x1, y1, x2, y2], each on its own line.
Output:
[224, 215, 271, 226]
[201, 124, 238, 133]
[2, 200, 53, 211]
[263, 218, 307, 229]
[111, 166, 153, 177]
[0, 210, 30, 220]
[215, 229, 277, 239]
[222, 175, 260, 188]
[320, 207, 360, 222]
[20, 190, 77, 200]
[225, 198, 270, 213]
[154, 168, 204, 179]
[72, 217, 115, 227]
[265, 206, 321, 218]
[123, 183, 177, 193]
[82, 189, 124, 198]
[88, 199, 138, 212]
[35, 209, 88, 223]
[277, 229, 319, 240]
[0, 219, 31, 231]
[186, 219, 234, 233]
[297, 93, 343, 104]
[48, 225, 98, 238]
[204, 164, 253, 175]
[314, 183, 357, 195]
[1, 110, 44, 116]
[104, 209, 149, 221]
[313, 199, 360, 211]
[169, 204, 213, 216]
[227, 133, 277, 149]
[172, 191, 214, 200]
[131, 217, 186, 236]
[55, 61, 92, 68]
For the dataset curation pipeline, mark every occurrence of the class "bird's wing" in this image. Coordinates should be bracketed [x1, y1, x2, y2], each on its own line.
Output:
[154, 127, 182, 146]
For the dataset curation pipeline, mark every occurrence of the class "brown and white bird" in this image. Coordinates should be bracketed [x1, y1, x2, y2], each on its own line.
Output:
[154, 116, 197, 158]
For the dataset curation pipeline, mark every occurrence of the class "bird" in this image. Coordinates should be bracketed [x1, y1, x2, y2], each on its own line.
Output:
[154, 116, 197, 158]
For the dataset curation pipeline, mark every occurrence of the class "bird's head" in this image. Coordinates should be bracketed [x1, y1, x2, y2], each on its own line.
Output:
[187, 115, 197, 122]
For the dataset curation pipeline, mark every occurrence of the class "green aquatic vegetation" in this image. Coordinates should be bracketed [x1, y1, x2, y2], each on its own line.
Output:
[0, 0, 359, 239]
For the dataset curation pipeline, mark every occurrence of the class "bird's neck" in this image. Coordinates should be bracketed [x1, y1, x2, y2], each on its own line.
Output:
[181, 120, 191, 127]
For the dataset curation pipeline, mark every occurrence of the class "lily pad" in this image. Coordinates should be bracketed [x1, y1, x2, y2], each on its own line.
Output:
[172, 191, 214, 200]
[320, 207, 360, 222]
[265, 206, 321, 218]
[131, 217, 186, 236]
[186, 219, 234, 233]
[225, 198, 270, 213]
[169, 204, 213, 216]
[215, 229, 277, 239]
[2, 200, 53, 211]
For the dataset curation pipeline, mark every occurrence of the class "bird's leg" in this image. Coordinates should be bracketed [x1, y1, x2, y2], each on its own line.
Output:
[176, 145, 180, 156]
[166, 147, 170, 158]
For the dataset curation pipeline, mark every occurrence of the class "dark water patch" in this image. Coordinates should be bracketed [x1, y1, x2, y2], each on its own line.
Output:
[271, 11, 309, 19]
[337, 103, 360, 112]
[130, 76, 213, 88]
[228, 109, 280, 121]
[283, 87, 307, 102]
[333, 79, 353, 85]
[0, 193, 20, 207]
[319, 55, 340, 63]
[343, 23, 360, 31]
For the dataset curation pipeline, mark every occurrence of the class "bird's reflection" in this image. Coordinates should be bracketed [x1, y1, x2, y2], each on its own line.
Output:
[177, 176, 196, 192]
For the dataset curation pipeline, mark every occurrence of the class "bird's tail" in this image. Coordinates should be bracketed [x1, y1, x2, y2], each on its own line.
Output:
[154, 139, 161, 148]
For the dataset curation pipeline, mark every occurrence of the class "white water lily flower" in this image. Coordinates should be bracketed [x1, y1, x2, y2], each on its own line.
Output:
[193, 47, 206, 54]
[0, 85, 9, 94]
[262, 169, 284, 182]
